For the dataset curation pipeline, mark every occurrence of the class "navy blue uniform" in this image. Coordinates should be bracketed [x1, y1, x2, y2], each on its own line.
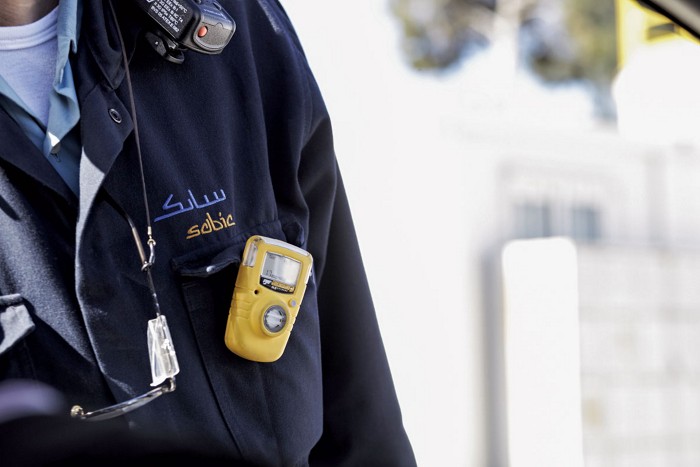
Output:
[0, 1, 415, 465]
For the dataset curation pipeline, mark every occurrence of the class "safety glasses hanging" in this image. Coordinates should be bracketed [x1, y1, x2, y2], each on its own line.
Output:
[70, 194, 180, 422]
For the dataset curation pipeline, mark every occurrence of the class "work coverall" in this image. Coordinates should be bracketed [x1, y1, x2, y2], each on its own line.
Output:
[0, 1, 415, 465]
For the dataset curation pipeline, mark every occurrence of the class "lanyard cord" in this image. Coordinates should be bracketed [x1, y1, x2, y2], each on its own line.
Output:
[108, 0, 156, 270]
[106, 1, 161, 318]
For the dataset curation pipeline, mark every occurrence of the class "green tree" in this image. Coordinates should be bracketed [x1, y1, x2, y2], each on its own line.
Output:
[390, 0, 499, 70]
[391, 0, 618, 117]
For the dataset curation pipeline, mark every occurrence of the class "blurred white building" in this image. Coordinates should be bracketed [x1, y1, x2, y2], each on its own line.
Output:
[492, 124, 700, 467]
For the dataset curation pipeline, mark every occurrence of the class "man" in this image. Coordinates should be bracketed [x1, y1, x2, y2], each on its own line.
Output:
[0, 1, 416, 465]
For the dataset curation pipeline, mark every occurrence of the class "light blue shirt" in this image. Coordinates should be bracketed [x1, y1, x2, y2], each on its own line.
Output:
[0, 0, 82, 195]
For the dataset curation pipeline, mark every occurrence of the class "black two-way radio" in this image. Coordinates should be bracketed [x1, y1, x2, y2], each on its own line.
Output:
[134, 0, 236, 64]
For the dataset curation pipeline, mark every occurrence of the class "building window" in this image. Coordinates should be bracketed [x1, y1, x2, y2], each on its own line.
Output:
[570, 205, 601, 242]
[514, 202, 553, 239]
[503, 166, 607, 243]
[512, 202, 602, 242]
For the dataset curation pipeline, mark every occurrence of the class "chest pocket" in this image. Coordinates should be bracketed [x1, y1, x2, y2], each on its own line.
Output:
[172, 220, 323, 465]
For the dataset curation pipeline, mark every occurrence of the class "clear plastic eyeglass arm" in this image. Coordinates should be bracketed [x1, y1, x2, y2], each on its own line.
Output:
[148, 314, 180, 386]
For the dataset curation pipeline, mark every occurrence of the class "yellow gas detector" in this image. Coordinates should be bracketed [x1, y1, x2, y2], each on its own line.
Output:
[225, 235, 313, 362]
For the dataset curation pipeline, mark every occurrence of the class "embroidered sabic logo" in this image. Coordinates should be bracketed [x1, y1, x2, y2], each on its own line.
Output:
[186, 212, 236, 239]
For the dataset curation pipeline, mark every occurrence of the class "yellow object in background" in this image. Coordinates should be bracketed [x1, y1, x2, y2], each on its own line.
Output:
[225, 235, 313, 362]
[616, 0, 698, 67]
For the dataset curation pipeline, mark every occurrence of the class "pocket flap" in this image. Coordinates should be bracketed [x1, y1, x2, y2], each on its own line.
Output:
[0, 295, 35, 354]
[172, 220, 304, 277]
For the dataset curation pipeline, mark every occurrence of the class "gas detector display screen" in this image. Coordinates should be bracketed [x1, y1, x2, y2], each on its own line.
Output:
[261, 252, 301, 287]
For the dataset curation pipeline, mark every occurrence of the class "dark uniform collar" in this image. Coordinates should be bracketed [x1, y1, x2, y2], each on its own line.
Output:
[68, 1, 144, 213]
[80, 0, 145, 91]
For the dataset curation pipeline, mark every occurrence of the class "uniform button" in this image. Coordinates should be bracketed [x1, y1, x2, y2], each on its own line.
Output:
[108, 108, 122, 123]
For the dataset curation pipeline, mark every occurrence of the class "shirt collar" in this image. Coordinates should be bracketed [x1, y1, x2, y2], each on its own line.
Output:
[81, 1, 144, 91]
[55, 0, 81, 81]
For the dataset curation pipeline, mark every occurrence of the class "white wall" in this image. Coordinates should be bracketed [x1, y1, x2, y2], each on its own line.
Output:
[577, 244, 700, 467]
[282, 2, 485, 464]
